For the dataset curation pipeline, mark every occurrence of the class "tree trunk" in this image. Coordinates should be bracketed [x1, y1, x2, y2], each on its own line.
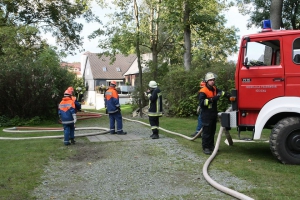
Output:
[152, 49, 158, 79]
[183, 0, 191, 71]
[149, 0, 161, 80]
[270, 0, 283, 29]
[265, 0, 283, 63]
[134, 0, 144, 117]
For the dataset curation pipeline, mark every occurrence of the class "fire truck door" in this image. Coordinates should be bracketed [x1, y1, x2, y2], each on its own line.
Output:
[238, 39, 284, 110]
[285, 37, 300, 97]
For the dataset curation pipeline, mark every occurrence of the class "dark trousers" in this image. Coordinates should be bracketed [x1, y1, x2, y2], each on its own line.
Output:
[196, 114, 203, 132]
[109, 111, 123, 133]
[149, 116, 159, 134]
[202, 118, 217, 149]
[63, 123, 75, 144]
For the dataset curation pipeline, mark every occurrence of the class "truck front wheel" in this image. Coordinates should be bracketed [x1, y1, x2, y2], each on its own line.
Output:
[270, 117, 300, 164]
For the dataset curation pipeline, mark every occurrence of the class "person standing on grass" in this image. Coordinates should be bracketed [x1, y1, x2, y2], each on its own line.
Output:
[58, 90, 77, 146]
[199, 72, 229, 155]
[105, 81, 127, 135]
[145, 80, 163, 139]
[191, 80, 206, 138]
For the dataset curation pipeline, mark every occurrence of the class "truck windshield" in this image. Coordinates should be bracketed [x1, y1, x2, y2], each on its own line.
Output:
[245, 40, 280, 66]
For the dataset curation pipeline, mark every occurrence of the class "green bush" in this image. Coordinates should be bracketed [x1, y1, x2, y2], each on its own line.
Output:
[0, 47, 75, 119]
[160, 62, 236, 117]
[0, 115, 42, 127]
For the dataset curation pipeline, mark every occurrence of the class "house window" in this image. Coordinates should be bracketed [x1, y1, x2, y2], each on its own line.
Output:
[116, 67, 121, 72]
[103, 67, 107, 71]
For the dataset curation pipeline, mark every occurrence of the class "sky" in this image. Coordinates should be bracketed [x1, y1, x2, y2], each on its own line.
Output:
[54, 3, 260, 63]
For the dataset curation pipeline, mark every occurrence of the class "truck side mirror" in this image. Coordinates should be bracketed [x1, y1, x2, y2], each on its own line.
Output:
[244, 57, 250, 69]
[243, 37, 250, 69]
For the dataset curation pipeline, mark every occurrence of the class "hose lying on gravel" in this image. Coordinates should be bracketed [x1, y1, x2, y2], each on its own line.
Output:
[1, 109, 253, 200]
[113, 113, 253, 200]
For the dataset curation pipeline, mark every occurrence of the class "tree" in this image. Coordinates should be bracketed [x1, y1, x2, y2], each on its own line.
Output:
[134, 0, 145, 116]
[163, 0, 238, 69]
[236, 0, 300, 30]
[95, 0, 238, 71]
[183, 0, 192, 70]
[0, 0, 99, 55]
[270, 0, 283, 29]
[0, 46, 75, 119]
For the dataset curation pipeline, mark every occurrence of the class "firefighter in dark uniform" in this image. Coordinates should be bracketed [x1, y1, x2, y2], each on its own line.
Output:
[145, 80, 163, 139]
[199, 72, 228, 155]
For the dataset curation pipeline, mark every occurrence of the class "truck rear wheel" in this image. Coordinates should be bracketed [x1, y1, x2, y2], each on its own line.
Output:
[270, 117, 300, 164]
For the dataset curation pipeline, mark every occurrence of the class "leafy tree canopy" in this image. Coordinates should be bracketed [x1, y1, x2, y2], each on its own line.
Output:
[0, 0, 100, 55]
[236, 0, 300, 30]
[93, 0, 238, 65]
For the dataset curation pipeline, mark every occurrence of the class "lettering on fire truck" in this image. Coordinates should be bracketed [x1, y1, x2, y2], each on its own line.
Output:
[245, 85, 277, 88]
[245, 85, 277, 93]
[242, 78, 251, 82]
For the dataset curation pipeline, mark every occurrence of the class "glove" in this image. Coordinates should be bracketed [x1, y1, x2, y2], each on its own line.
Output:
[105, 108, 108, 114]
[211, 95, 220, 102]
[196, 106, 201, 114]
[117, 107, 121, 112]
[73, 114, 77, 124]
[225, 92, 231, 98]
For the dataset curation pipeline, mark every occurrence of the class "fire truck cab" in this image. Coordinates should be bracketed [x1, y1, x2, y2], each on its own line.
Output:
[221, 20, 300, 164]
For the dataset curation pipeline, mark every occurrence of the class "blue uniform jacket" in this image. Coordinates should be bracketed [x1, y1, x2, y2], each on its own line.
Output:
[105, 87, 120, 114]
[58, 97, 76, 124]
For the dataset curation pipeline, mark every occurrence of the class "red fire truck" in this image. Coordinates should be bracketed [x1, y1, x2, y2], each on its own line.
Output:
[221, 20, 300, 164]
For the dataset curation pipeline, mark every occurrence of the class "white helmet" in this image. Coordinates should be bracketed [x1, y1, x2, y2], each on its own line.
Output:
[204, 72, 216, 82]
[148, 80, 157, 88]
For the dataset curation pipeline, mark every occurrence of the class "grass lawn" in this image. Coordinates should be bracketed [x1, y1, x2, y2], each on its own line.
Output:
[1, 104, 300, 199]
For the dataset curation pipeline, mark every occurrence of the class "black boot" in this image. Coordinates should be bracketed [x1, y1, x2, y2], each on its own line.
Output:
[70, 139, 76, 144]
[152, 133, 159, 139]
[117, 130, 127, 135]
[203, 148, 212, 155]
[150, 134, 154, 138]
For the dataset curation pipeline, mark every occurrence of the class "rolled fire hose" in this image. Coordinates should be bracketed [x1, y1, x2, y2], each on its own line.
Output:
[1, 109, 253, 199]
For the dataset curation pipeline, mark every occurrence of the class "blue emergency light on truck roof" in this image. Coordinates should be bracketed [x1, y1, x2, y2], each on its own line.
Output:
[262, 19, 272, 32]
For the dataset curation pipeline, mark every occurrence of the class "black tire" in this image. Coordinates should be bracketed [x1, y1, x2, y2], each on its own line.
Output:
[270, 117, 300, 164]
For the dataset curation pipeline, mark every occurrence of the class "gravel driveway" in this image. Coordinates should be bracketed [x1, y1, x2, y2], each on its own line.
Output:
[31, 119, 252, 200]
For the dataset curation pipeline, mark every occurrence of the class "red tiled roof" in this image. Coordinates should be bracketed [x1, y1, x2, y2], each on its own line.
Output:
[61, 62, 81, 71]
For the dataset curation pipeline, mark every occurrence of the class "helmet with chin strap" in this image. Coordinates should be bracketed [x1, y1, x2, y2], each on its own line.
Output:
[204, 72, 216, 82]
[67, 87, 74, 93]
[110, 81, 117, 86]
[148, 80, 157, 88]
[64, 89, 72, 97]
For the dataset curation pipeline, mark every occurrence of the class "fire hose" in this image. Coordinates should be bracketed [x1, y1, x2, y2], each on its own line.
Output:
[1, 127, 110, 140]
[1, 109, 253, 200]
[2, 112, 106, 139]
[121, 114, 253, 200]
